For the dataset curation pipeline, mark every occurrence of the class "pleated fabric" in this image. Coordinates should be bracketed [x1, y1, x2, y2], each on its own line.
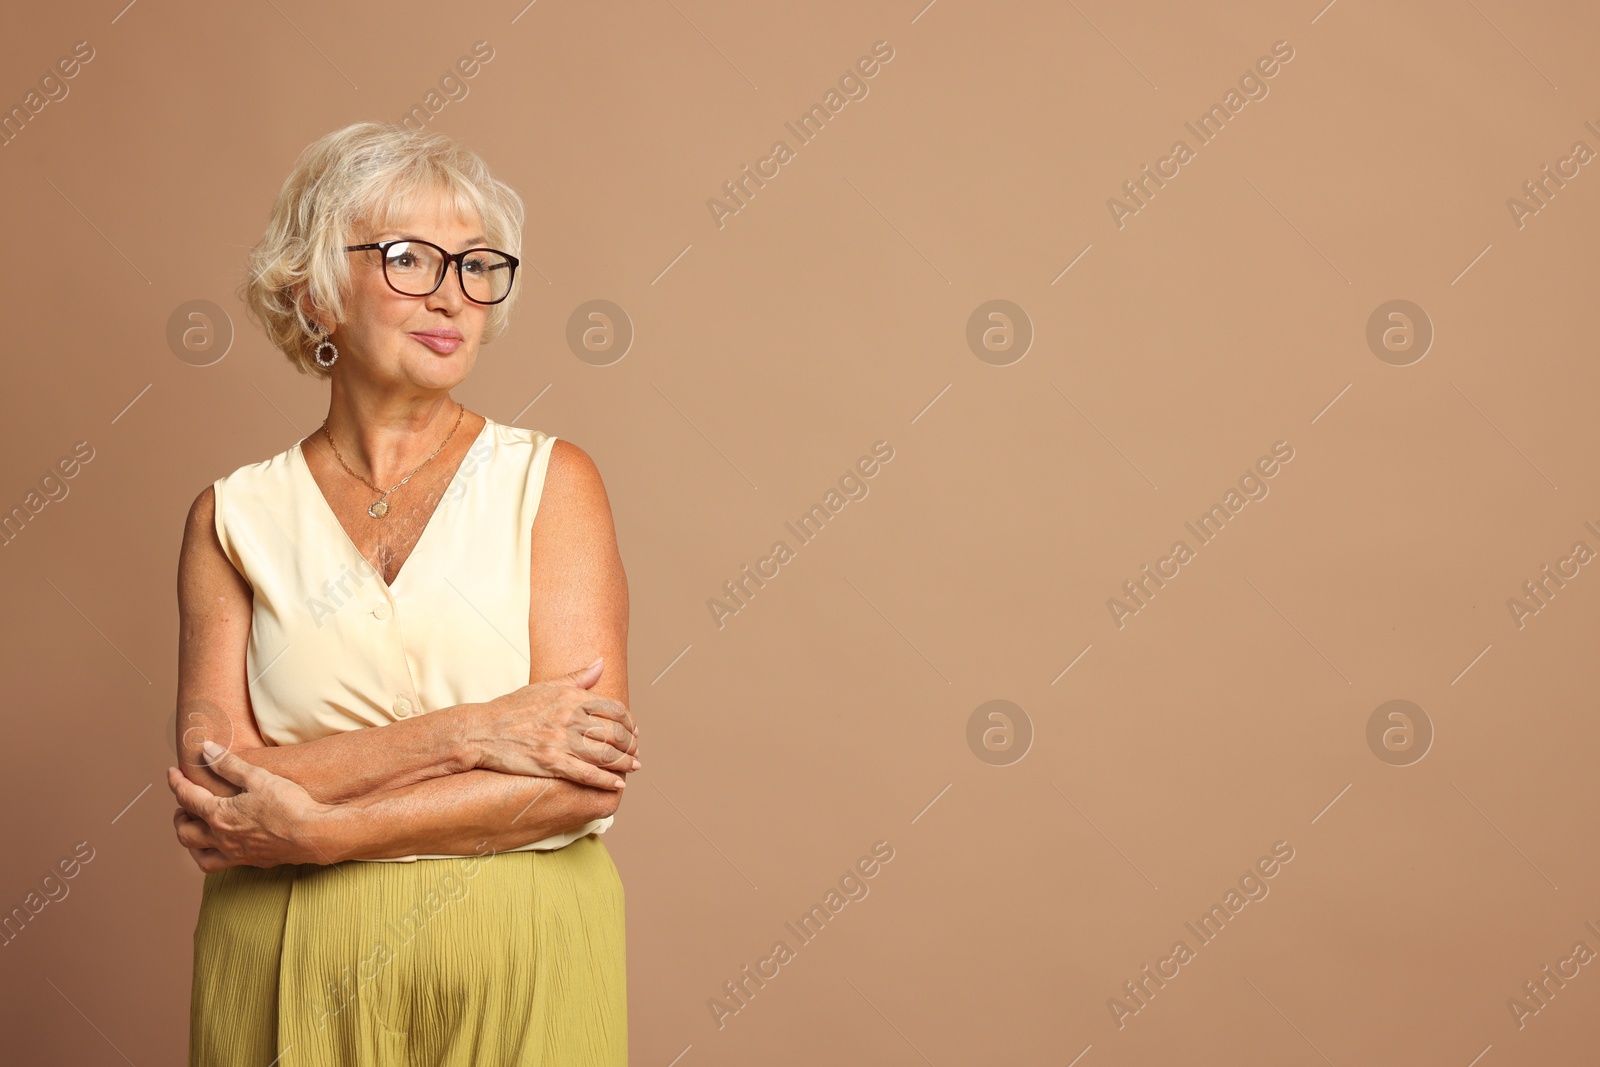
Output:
[189, 835, 627, 1066]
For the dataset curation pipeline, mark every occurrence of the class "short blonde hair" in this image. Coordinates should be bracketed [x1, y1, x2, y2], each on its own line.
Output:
[241, 121, 526, 378]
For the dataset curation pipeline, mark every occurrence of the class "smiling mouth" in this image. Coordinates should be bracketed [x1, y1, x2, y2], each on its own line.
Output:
[410, 332, 463, 354]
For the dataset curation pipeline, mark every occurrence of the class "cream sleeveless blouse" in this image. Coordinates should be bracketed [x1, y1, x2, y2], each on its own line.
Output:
[211, 417, 613, 862]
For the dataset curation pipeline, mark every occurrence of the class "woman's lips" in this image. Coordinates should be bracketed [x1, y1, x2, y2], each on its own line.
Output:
[410, 332, 462, 354]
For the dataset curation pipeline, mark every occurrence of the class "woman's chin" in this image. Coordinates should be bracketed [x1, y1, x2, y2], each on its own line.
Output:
[401, 350, 474, 389]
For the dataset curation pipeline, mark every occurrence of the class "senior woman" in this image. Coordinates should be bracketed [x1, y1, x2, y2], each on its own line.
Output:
[166, 121, 639, 1065]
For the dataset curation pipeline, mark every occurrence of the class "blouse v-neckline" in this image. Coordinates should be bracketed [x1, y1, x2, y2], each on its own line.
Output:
[293, 416, 494, 594]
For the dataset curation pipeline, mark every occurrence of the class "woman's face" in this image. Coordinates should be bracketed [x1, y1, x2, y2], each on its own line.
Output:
[329, 189, 493, 394]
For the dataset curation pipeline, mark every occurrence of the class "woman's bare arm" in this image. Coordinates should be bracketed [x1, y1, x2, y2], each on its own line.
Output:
[172, 743, 619, 867]
[321, 769, 616, 860]
[174, 438, 634, 865]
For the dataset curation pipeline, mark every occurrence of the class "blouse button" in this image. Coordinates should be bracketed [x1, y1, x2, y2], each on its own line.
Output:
[393, 696, 413, 717]
[373, 602, 392, 620]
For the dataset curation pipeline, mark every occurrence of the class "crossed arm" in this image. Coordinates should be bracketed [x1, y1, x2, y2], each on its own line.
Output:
[171, 438, 631, 867]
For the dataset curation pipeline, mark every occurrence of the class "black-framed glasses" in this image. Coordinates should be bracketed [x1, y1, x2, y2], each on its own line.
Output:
[344, 239, 520, 305]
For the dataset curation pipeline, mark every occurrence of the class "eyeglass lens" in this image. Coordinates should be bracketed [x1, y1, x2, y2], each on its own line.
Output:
[381, 241, 515, 303]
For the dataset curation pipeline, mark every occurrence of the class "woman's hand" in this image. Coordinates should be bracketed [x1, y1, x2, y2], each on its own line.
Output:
[460, 658, 640, 789]
[167, 741, 343, 872]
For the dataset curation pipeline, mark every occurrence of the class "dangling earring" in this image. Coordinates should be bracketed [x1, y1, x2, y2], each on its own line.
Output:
[313, 328, 339, 368]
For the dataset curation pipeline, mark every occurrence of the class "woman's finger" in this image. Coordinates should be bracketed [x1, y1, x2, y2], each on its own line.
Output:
[172, 806, 206, 839]
[580, 697, 636, 736]
[175, 812, 220, 850]
[200, 742, 276, 793]
[576, 720, 639, 764]
[168, 767, 222, 821]
[574, 737, 638, 770]
[185, 843, 228, 872]
[560, 756, 626, 791]
[582, 719, 639, 758]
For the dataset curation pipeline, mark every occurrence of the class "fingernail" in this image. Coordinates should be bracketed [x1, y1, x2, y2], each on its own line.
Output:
[587, 656, 604, 669]
[631, 759, 641, 770]
[201, 740, 224, 761]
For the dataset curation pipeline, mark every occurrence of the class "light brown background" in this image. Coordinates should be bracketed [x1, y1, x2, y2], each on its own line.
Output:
[2, 0, 1597, 1063]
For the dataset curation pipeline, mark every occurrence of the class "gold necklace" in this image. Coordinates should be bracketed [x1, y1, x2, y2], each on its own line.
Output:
[321, 401, 466, 518]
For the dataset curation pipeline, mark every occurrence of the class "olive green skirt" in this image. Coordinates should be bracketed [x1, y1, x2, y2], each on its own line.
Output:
[189, 834, 626, 1066]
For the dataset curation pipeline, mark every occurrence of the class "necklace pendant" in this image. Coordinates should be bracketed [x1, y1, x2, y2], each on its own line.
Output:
[368, 500, 390, 519]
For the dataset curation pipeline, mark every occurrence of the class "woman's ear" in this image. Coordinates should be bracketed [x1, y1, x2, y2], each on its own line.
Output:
[291, 284, 328, 336]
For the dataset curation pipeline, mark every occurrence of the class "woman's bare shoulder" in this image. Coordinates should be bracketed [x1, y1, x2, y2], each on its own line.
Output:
[179, 481, 248, 591]
[535, 438, 615, 533]
[182, 482, 217, 550]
